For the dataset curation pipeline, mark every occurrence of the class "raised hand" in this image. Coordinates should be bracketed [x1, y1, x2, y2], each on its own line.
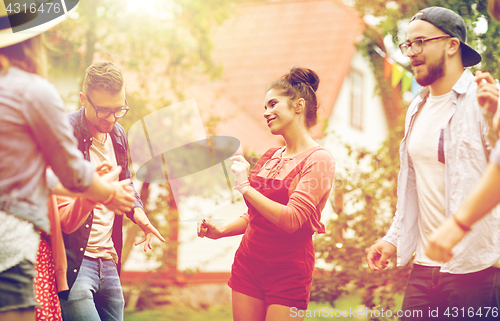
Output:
[475, 71, 499, 114]
[230, 155, 250, 194]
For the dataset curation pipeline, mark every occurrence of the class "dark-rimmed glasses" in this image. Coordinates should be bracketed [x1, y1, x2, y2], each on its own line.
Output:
[399, 35, 451, 56]
[86, 94, 129, 119]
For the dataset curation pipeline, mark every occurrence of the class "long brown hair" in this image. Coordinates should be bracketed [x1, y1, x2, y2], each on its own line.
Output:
[0, 34, 47, 77]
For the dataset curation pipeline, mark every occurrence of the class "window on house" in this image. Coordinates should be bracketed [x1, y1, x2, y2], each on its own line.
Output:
[350, 69, 363, 130]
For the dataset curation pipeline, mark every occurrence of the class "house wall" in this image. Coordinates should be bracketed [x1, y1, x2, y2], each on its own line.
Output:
[323, 51, 389, 161]
[318, 51, 389, 252]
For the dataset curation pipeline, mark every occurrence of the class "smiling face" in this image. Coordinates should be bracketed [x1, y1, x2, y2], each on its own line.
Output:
[82, 87, 126, 134]
[263, 88, 297, 136]
[407, 20, 449, 87]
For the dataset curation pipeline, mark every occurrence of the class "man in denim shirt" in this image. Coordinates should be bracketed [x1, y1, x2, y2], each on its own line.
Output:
[366, 7, 500, 320]
[59, 61, 165, 321]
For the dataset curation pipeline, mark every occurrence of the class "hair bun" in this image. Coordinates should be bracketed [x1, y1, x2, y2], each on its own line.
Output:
[288, 67, 320, 92]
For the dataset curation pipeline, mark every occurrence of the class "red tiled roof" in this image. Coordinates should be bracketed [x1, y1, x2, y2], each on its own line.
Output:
[197, 0, 364, 155]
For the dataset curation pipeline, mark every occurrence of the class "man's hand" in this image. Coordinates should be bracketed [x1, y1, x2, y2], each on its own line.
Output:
[103, 179, 136, 215]
[366, 240, 396, 271]
[475, 71, 499, 114]
[426, 217, 468, 263]
[133, 208, 166, 252]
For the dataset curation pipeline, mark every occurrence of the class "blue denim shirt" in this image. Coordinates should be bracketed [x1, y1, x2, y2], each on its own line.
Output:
[0, 67, 94, 232]
[60, 107, 144, 298]
[383, 70, 500, 274]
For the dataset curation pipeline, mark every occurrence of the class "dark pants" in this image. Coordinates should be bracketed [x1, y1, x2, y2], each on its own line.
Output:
[401, 264, 500, 320]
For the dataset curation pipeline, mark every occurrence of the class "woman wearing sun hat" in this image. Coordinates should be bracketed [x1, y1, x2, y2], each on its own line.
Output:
[0, 1, 136, 320]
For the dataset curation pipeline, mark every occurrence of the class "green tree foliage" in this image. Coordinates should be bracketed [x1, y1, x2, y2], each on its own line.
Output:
[354, 0, 500, 79]
[47, 0, 239, 114]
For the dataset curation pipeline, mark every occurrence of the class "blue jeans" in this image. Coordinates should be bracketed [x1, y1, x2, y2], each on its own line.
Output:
[60, 257, 124, 321]
[401, 264, 500, 321]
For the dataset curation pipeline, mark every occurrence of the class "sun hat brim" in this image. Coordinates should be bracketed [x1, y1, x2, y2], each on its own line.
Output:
[0, 1, 77, 48]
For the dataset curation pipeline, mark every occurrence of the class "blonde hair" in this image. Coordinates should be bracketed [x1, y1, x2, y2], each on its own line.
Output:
[0, 34, 47, 77]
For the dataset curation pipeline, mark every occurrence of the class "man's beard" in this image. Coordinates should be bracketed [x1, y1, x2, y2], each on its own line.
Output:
[414, 53, 445, 87]
[95, 121, 114, 133]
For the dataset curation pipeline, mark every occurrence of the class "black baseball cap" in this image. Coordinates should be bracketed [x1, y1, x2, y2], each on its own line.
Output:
[410, 7, 482, 67]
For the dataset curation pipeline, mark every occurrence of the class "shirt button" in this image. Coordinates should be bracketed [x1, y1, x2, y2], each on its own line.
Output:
[84, 139, 86, 142]
[73, 269, 77, 273]
[80, 248, 84, 251]
[85, 224, 89, 228]
[90, 137, 93, 141]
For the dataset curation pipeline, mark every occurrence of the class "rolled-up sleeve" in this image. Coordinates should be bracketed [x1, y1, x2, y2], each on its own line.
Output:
[277, 150, 335, 233]
[23, 79, 94, 192]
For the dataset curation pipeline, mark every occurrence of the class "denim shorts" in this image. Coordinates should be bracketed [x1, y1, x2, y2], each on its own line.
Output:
[0, 260, 37, 312]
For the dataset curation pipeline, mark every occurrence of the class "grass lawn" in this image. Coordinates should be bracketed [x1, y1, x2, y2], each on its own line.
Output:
[124, 293, 403, 321]
[124, 305, 233, 321]
[303, 293, 403, 320]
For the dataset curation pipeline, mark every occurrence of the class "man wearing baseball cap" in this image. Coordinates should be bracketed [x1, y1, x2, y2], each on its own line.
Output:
[367, 7, 500, 320]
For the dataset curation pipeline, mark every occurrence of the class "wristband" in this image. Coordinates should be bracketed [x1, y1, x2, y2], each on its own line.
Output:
[102, 190, 116, 205]
[452, 214, 471, 232]
[233, 181, 250, 192]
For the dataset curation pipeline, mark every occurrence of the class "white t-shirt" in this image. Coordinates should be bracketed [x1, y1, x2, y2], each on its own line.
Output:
[86, 134, 119, 263]
[408, 92, 452, 267]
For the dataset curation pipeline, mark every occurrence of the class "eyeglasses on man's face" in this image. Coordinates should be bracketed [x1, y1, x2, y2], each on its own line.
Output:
[86, 94, 129, 119]
[399, 35, 451, 56]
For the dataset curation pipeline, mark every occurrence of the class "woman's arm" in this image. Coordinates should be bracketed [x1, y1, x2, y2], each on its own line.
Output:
[426, 162, 500, 262]
[197, 217, 248, 239]
[231, 151, 335, 233]
[57, 195, 98, 234]
[454, 162, 500, 227]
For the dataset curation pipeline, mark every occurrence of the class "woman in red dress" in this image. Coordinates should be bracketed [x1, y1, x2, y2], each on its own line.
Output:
[198, 67, 335, 321]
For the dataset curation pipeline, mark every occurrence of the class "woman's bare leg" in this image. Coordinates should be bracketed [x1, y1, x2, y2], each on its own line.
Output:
[265, 304, 305, 321]
[232, 290, 266, 321]
[0, 308, 35, 321]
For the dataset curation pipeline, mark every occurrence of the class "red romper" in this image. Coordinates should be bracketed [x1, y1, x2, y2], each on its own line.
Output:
[228, 146, 334, 309]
